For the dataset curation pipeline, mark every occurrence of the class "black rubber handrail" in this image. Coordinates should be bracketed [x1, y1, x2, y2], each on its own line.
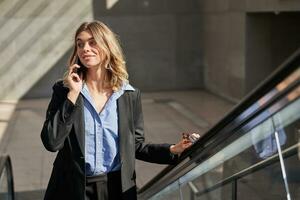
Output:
[0, 155, 15, 200]
[138, 48, 300, 198]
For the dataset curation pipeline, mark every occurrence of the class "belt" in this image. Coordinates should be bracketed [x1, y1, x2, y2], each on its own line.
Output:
[86, 170, 121, 184]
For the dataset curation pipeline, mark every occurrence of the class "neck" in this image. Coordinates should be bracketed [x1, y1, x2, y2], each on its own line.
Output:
[86, 65, 111, 92]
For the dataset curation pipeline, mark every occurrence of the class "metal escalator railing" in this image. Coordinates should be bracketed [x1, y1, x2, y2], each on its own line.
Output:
[138, 48, 300, 200]
[0, 155, 14, 200]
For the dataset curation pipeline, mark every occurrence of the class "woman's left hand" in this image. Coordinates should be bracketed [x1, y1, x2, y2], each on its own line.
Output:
[170, 133, 200, 155]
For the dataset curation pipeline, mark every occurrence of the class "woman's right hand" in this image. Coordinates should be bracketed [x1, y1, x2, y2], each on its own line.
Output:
[66, 64, 83, 104]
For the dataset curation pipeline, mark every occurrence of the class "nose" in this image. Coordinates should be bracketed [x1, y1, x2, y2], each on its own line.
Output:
[83, 42, 91, 52]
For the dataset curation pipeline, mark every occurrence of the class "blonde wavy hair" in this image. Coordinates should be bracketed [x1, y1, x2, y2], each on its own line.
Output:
[63, 21, 128, 91]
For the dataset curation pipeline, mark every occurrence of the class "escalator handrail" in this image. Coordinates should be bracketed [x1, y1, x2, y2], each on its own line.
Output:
[0, 155, 15, 200]
[138, 48, 300, 197]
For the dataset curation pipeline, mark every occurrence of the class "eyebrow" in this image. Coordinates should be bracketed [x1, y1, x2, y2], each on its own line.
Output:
[76, 37, 95, 42]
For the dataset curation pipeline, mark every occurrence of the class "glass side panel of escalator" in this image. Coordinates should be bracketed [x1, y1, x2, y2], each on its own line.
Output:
[149, 85, 300, 200]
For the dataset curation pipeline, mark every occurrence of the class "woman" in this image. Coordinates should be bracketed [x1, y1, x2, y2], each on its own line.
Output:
[41, 21, 197, 200]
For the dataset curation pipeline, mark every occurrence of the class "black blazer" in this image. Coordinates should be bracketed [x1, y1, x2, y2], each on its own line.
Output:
[41, 80, 178, 200]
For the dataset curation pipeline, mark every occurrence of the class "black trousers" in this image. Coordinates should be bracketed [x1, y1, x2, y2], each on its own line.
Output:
[85, 170, 122, 200]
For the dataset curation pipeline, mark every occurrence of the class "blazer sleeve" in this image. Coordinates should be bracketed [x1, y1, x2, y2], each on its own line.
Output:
[41, 81, 78, 152]
[133, 89, 178, 165]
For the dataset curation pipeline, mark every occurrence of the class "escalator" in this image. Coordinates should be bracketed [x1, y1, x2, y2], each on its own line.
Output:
[138, 49, 300, 200]
[0, 155, 14, 200]
[0, 50, 299, 200]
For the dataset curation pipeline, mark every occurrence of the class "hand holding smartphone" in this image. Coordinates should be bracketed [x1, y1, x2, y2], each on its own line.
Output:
[170, 132, 201, 155]
[67, 57, 85, 104]
[182, 132, 200, 144]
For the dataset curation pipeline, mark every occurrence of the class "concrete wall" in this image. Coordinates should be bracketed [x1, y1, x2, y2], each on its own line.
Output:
[23, 49, 72, 99]
[22, 0, 300, 101]
[198, 1, 246, 102]
[246, 12, 300, 93]
[26, 0, 204, 98]
[245, 0, 300, 12]
[92, 0, 204, 91]
[0, 0, 93, 101]
[197, 0, 300, 102]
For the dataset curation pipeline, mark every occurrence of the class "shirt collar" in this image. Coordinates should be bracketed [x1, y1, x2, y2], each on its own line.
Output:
[113, 82, 135, 100]
[81, 82, 135, 97]
[122, 82, 135, 91]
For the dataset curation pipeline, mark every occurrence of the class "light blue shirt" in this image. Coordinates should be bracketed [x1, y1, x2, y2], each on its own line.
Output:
[81, 82, 135, 176]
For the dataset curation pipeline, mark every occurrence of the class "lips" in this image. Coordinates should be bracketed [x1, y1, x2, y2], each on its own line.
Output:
[82, 55, 95, 59]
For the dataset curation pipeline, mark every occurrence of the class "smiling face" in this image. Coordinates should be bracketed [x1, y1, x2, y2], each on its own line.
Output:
[64, 21, 129, 91]
[76, 30, 102, 68]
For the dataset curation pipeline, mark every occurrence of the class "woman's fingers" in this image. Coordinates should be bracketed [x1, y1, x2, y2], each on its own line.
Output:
[67, 64, 83, 83]
[68, 64, 81, 75]
[65, 64, 83, 93]
[70, 73, 81, 82]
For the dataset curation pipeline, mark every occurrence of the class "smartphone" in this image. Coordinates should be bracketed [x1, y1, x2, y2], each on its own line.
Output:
[75, 57, 86, 76]
[188, 134, 199, 144]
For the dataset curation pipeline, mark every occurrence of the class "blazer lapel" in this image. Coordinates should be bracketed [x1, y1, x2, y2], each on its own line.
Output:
[117, 92, 131, 162]
[73, 95, 85, 156]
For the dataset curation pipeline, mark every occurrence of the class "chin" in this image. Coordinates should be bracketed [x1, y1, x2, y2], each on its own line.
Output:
[80, 59, 98, 67]
[85, 63, 101, 68]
